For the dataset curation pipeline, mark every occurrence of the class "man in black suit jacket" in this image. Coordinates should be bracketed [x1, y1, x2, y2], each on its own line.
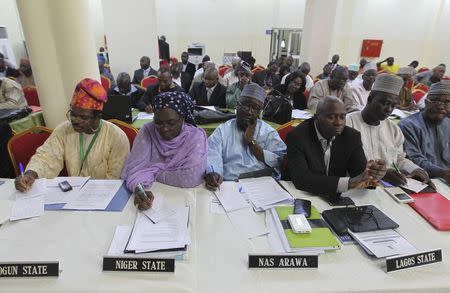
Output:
[180, 52, 196, 91]
[253, 61, 280, 89]
[189, 68, 227, 108]
[138, 67, 184, 112]
[132, 56, 158, 85]
[107, 72, 145, 110]
[286, 96, 386, 201]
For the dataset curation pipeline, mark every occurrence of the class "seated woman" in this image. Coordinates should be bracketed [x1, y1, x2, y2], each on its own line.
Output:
[121, 91, 207, 210]
[270, 71, 307, 110]
[15, 78, 130, 192]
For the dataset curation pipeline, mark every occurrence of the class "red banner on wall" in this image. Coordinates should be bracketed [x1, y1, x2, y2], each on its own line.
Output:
[360, 39, 383, 57]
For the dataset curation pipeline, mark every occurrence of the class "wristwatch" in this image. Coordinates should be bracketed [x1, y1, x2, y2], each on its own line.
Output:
[248, 139, 256, 147]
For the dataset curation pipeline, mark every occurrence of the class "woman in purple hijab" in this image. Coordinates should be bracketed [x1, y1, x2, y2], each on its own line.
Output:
[121, 91, 207, 210]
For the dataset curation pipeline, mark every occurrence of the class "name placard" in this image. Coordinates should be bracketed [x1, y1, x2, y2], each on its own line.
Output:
[248, 254, 318, 269]
[103, 257, 174, 272]
[386, 249, 442, 273]
[0, 262, 59, 277]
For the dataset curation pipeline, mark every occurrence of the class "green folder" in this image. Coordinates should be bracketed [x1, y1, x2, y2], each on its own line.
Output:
[274, 205, 341, 250]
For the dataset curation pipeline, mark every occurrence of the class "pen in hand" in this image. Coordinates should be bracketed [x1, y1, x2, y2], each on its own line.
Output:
[210, 165, 220, 190]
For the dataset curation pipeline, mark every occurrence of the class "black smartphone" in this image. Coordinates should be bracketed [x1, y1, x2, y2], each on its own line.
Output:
[293, 199, 311, 217]
[329, 196, 355, 206]
[58, 181, 72, 192]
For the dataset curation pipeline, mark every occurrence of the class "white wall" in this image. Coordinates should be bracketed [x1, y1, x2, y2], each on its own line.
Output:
[154, 0, 306, 66]
[0, 0, 27, 66]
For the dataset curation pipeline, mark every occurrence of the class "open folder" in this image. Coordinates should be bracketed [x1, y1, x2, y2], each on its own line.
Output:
[409, 192, 450, 231]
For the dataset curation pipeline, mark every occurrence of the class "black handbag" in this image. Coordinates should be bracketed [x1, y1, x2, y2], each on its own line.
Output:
[193, 107, 236, 125]
[0, 108, 31, 123]
[262, 91, 292, 124]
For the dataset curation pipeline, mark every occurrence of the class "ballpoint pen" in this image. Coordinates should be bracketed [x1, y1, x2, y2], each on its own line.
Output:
[392, 162, 401, 174]
[19, 162, 24, 176]
[136, 183, 148, 200]
[211, 165, 220, 190]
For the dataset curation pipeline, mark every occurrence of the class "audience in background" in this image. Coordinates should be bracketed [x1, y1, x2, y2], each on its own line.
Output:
[413, 65, 446, 88]
[286, 55, 297, 73]
[222, 57, 241, 87]
[0, 53, 20, 79]
[15, 58, 35, 88]
[171, 63, 182, 87]
[108, 72, 145, 110]
[399, 81, 450, 183]
[190, 61, 216, 90]
[205, 84, 286, 190]
[377, 57, 399, 74]
[299, 62, 314, 90]
[139, 67, 184, 113]
[180, 52, 196, 92]
[409, 60, 419, 69]
[158, 35, 170, 62]
[0, 77, 27, 109]
[226, 61, 253, 109]
[98, 58, 115, 87]
[316, 63, 333, 80]
[190, 67, 226, 107]
[15, 78, 129, 192]
[132, 56, 157, 85]
[347, 64, 359, 86]
[349, 62, 377, 111]
[271, 71, 307, 110]
[330, 54, 340, 71]
[346, 74, 432, 187]
[253, 61, 280, 90]
[396, 67, 417, 111]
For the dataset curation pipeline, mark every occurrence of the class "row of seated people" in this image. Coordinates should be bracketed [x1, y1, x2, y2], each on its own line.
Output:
[14, 75, 449, 210]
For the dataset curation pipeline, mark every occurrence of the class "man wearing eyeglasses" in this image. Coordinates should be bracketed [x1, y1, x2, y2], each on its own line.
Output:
[399, 81, 450, 183]
[15, 78, 130, 192]
[205, 83, 286, 190]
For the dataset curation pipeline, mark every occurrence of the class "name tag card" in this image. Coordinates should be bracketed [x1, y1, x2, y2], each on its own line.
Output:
[386, 249, 442, 273]
[0, 262, 59, 277]
[248, 254, 318, 269]
[103, 257, 174, 272]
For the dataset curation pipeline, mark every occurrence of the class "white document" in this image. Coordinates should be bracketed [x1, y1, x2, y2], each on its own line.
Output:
[348, 229, 417, 258]
[292, 109, 312, 120]
[214, 181, 249, 212]
[227, 207, 268, 239]
[198, 105, 217, 111]
[240, 177, 293, 211]
[403, 178, 428, 193]
[12, 178, 46, 198]
[389, 109, 408, 119]
[137, 112, 154, 120]
[10, 193, 44, 221]
[107, 225, 133, 255]
[126, 207, 190, 253]
[0, 200, 13, 225]
[45, 177, 90, 204]
[63, 180, 122, 210]
[141, 195, 175, 223]
[210, 197, 226, 215]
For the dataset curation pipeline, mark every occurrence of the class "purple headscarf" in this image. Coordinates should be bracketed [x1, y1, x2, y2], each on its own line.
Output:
[120, 121, 207, 191]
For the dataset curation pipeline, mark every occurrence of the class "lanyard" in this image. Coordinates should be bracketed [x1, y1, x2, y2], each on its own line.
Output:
[78, 121, 102, 175]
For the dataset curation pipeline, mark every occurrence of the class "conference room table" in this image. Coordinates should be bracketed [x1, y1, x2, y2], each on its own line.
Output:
[0, 178, 449, 292]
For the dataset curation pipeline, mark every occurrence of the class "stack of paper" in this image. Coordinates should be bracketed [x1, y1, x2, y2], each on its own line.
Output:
[125, 206, 190, 253]
[402, 178, 428, 193]
[240, 177, 294, 211]
[63, 180, 123, 210]
[10, 179, 46, 221]
[268, 205, 341, 253]
[292, 109, 313, 120]
[348, 229, 417, 258]
[45, 177, 89, 204]
[141, 195, 175, 223]
[214, 181, 249, 212]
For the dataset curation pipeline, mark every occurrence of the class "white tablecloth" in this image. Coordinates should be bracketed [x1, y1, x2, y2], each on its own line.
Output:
[0, 179, 449, 292]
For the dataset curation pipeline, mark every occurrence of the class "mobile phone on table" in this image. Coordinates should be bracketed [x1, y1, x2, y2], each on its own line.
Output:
[293, 199, 311, 218]
[58, 181, 72, 192]
[384, 187, 414, 203]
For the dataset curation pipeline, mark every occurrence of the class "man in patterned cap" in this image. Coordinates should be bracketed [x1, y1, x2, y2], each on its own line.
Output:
[15, 78, 130, 192]
[399, 81, 450, 183]
[346, 74, 432, 187]
[205, 83, 286, 190]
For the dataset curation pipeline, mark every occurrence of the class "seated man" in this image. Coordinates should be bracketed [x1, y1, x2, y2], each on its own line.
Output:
[253, 61, 280, 90]
[399, 81, 450, 183]
[287, 96, 387, 201]
[346, 74, 432, 187]
[139, 67, 184, 113]
[15, 78, 130, 192]
[222, 56, 241, 87]
[16, 58, 35, 88]
[205, 84, 286, 190]
[132, 56, 157, 85]
[308, 65, 357, 112]
[396, 67, 417, 110]
[376, 57, 399, 74]
[412, 65, 445, 88]
[189, 67, 227, 108]
[349, 62, 377, 111]
[0, 77, 27, 109]
[121, 92, 207, 210]
[107, 72, 145, 110]
[226, 61, 252, 108]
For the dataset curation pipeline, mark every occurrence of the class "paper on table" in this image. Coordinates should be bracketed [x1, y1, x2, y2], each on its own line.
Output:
[198, 105, 217, 111]
[63, 180, 123, 210]
[210, 197, 226, 215]
[107, 225, 133, 255]
[45, 177, 90, 204]
[240, 177, 293, 211]
[10, 194, 44, 221]
[389, 109, 408, 119]
[0, 200, 13, 225]
[137, 112, 154, 120]
[348, 229, 417, 258]
[227, 207, 268, 239]
[214, 181, 249, 212]
[12, 178, 46, 198]
[142, 195, 176, 223]
[403, 178, 428, 193]
[292, 109, 312, 120]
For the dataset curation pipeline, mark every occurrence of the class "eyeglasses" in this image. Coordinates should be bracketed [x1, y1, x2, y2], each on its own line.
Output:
[66, 109, 96, 121]
[236, 101, 262, 114]
[426, 99, 450, 107]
